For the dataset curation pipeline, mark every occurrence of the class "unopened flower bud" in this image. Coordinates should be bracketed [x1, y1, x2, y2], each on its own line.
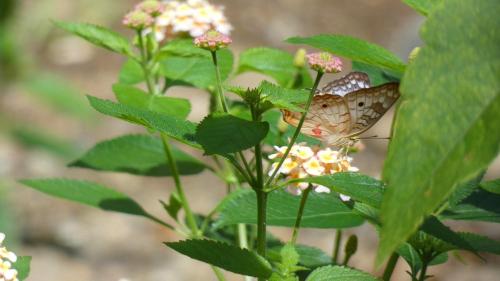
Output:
[293, 48, 307, 68]
[344, 234, 358, 258]
[408, 46, 420, 64]
[136, 0, 165, 17]
[194, 30, 232, 51]
[122, 10, 154, 30]
[306, 52, 343, 73]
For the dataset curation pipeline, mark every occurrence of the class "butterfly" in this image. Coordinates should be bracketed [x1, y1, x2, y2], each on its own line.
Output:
[282, 72, 400, 147]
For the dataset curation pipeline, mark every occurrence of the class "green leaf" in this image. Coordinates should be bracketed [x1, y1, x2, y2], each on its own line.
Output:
[237, 47, 312, 88]
[70, 134, 205, 176]
[288, 173, 384, 208]
[403, 0, 441, 16]
[119, 59, 144, 84]
[480, 179, 500, 194]
[447, 172, 484, 207]
[20, 178, 148, 216]
[161, 192, 182, 221]
[165, 239, 273, 278]
[306, 265, 380, 281]
[269, 245, 331, 269]
[215, 189, 363, 229]
[112, 83, 191, 119]
[351, 61, 400, 87]
[421, 216, 477, 254]
[287, 35, 406, 74]
[160, 38, 209, 57]
[13, 256, 31, 281]
[24, 73, 94, 120]
[87, 96, 200, 148]
[378, 0, 500, 265]
[456, 232, 500, 255]
[160, 45, 233, 90]
[195, 114, 269, 155]
[259, 81, 309, 112]
[53, 20, 132, 56]
[398, 243, 448, 274]
[442, 188, 500, 223]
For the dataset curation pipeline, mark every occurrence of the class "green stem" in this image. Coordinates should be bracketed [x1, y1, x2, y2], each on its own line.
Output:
[382, 252, 399, 281]
[211, 51, 229, 112]
[211, 266, 226, 281]
[265, 72, 323, 186]
[256, 188, 267, 258]
[161, 134, 199, 236]
[291, 186, 312, 245]
[136, 30, 157, 96]
[332, 229, 343, 264]
[418, 262, 428, 281]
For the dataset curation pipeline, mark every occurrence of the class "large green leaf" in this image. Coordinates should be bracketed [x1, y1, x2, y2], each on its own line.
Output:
[20, 179, 147, 216]
[195, 114, 269, 155]
[165, 239, 273, 278]
[403, 0, 441, 16]
[13, 256, 31, 281]
[378, 0, 500, 264]
[288, 173, 384, 208]
[112, 83, 191, 119]
[215, 189, 363, 229]
[160, 41, 233, 90]
[237, 47, 312, 88]
[53, 21, 132, 56]
[70, 134, 205, 176]
[306, 265, 380, 281]
[287, 35, 406, 74]
[87, 96, 200, 148]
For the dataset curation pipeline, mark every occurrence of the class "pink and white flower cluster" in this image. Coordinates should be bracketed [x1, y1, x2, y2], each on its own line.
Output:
[153, 0, 232, 41]
[306, 52, 343, 74]
[0, 233, 18, 281]
[269, 144, 358, 200]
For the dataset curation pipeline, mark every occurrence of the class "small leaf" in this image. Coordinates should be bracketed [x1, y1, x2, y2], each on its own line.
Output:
[161, 192, 182, 221]
[237, 47, 312, 88]
[306, 265, 380, 281]
[403, 0, 442, 16]
[195, 114, 269, 155]
[119, 59, 144, 84]
[421, 216, 477, 254]
[20, 178, 148, 216]
[13, 256, 31, 281]
[447, 172, 484, 207]
[287, 35, 406, 74]
[53, 20, 132, 56]
[70, 134, 205, 176]
[289, 173, 384, 208]
[456, 232, 500, 255]
[87, 96, 200, 148]
[165, 239, 273, 278]
[351, 61, 400, 86]
[441, 188, 500, 223]
[259, 81, 309, 112]
[480, 179, 500, 194]
[113, 83, 191, 119]
[215, 189, 363, 229]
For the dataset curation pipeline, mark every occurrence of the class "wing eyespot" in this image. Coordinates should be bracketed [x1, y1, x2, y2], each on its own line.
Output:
[322, 104, 328, 108]
[358, 102, 364, 107]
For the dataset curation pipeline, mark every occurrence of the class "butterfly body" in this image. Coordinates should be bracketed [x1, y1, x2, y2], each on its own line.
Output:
[282, 72, 400, 147]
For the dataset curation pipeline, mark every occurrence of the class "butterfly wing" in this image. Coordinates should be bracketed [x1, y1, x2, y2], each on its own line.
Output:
[282, 95, 350, 143]
[320, 72, 371, 96]
[344, 82, 400, 137]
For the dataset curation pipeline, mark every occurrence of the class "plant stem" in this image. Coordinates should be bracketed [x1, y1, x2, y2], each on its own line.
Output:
[332, 229, 343, 264]
[265, 72, 323, 186]
[290, 186, 312, 245]
[382, 252, 399, 281]
[136, 30, 157, 95]
[211, 51, 229, 112]
[211, 266, 226, 281]
[161, 133, 199, 236]
[418, 262, 428, 281]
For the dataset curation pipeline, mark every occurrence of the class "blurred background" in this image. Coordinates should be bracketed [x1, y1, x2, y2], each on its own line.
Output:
[0, 0, 499, 280]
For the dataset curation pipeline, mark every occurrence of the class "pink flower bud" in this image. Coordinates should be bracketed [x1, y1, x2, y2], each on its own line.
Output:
[135, 0, 165, 17]
[306, 52, 343, 73]
[122, 10, 154, 30]
[193, 29, 232, 51]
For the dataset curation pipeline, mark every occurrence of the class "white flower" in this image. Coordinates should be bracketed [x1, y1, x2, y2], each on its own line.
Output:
[280, 158, 298, 175]
[302, 157, 325, 176]
[268, 162, 279, 176]
[172, 16, 194, 32]
[0, 234, 4, 245]
[0, 233, 18, 281]
[295, 146, 314, 160]
[269, 146, 287, 160]
[314, 185, 330, 193]
[339, 194, 351, 202]
[317, 148, 339, 164]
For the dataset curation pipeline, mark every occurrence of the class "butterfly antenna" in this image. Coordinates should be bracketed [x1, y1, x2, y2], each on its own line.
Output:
[358, 135, 391, 140]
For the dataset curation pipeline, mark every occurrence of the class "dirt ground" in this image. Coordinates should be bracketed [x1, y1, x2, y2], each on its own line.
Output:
[1, 0, 499, 280]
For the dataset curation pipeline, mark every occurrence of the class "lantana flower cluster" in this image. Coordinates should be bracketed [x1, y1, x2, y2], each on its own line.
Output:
[0, 233, 18, 281]
[269, 144, 358, 201]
